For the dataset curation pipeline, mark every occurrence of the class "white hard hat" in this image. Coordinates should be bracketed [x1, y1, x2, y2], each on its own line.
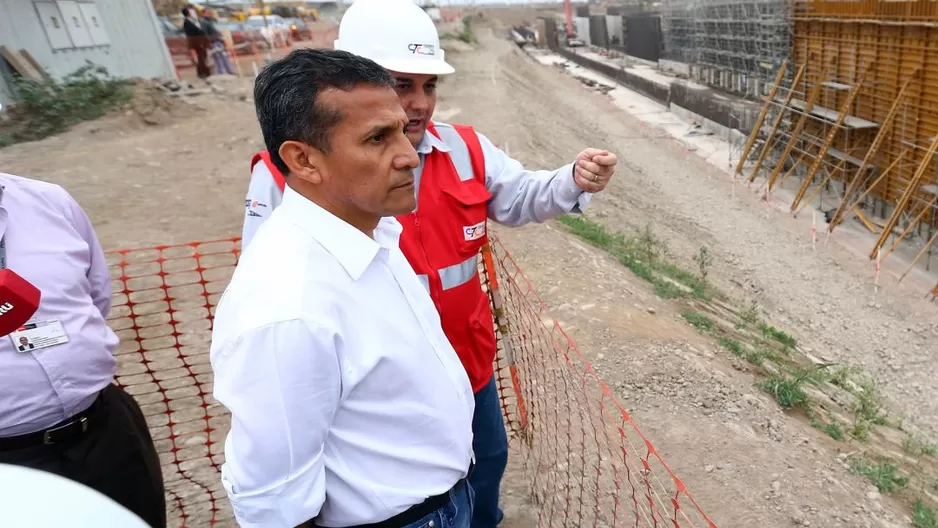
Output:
[0, 464, 151, 527]
[335, 0, 455, 75]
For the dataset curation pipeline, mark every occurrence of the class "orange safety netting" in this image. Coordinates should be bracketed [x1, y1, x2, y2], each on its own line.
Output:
[107, 235, 715, 528]
[108, 239, 238, 527]
[481, 238, 716, 528]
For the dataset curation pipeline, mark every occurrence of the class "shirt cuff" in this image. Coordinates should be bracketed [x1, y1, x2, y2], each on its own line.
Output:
[221, 462, 320, 528]
[557, 162, 592, 214]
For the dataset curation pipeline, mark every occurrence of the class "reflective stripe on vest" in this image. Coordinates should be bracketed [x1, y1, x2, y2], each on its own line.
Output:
[413, 123, 482, 292]
[432, 125, 475, 182]
[441, 254, 479, 290]
[416, 254, 478, 293]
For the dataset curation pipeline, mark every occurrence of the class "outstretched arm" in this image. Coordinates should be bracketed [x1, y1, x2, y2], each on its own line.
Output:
[480, 132, 616, 227]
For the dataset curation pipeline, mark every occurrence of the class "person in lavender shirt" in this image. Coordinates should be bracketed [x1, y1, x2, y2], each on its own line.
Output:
[0, 173, 166, 528]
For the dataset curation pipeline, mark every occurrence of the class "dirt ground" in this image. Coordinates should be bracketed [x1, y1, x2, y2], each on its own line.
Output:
[2, 14, 938, 528]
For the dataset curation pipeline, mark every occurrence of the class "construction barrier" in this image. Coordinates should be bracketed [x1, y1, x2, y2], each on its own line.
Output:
[107, 235, 716, 527]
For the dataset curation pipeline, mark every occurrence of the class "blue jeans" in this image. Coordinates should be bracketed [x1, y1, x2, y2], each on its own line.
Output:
[402, 481, 474, 528]
[211, 42, 233, 75]
[469, 376, 509, 527]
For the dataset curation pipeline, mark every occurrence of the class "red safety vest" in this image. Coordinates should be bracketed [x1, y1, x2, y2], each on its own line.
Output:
[251, 151, 285, 191]
[250, 122, 496, 393]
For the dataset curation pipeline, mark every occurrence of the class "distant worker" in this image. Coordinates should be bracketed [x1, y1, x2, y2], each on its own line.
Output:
[0, 173, 165, 528]
[213, 49, 475, 527]
[201, 8, 234, 76]
[182, 5, 211, 79]
[241, 1, 618, 525]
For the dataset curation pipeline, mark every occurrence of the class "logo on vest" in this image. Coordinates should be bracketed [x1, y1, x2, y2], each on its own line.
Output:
[463, 221, 486, 242]
[408, 43, 435, 56]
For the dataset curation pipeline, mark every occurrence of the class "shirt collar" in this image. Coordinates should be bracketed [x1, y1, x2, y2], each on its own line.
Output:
[279, 186, 402, 280]
[415, 123, 452, 155]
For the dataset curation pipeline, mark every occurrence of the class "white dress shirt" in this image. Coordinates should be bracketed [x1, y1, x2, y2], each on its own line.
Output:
[211, 186, 475, 528]
[241, 121, 592, 250]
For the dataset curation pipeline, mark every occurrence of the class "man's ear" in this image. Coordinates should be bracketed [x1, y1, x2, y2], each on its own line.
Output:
[279, 141, 324, 185]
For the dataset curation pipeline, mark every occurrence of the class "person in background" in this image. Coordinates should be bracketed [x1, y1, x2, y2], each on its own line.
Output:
[0, 173, 165, 528]
[241, 0, 618, 525]
[211, 49, 475, 528]
[201, 9, 234, 76]
[182, 5, 211, 79]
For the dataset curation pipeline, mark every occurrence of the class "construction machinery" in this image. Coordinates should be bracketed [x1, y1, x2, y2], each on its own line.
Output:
[563, 0, 577, 43]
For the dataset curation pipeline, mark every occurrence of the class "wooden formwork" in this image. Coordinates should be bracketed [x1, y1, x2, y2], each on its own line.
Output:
[746, 0, 938, 286]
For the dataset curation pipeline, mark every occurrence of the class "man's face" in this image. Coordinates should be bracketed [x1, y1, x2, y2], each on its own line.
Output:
[390, 72, 438, 147]
[19, 337, 27, 346]
[317, 85, 420, 221]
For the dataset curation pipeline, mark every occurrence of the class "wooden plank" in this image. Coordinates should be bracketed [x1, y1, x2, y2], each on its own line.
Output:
[898, 228, 938, 284]
[782, 98, 880, 130]
[766, 56, 836, 191]
[829, 69, 921, 230]
[18, 49, 50, 80]
[792, 61, 872, 212]
[734, 61, 788, 177]
[872, 135, 938, 260]
[884, 193, 938, 258]
[0, 46, 43, 81]
[746, 63, 808, 183]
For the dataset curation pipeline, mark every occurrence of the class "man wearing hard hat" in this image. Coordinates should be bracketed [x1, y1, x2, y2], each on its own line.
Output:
[242, 1, 618, 526]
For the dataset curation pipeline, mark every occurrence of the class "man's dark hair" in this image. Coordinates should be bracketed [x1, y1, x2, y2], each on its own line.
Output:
[253, 48, 395, 176]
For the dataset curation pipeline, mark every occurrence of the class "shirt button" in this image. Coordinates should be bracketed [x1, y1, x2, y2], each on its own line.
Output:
[428, 522, 435, 528]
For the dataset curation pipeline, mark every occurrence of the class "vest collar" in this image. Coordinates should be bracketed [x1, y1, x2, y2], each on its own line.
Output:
[416, 122, 452, 155]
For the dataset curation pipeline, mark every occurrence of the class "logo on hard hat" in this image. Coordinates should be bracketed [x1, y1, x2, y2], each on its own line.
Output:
[408, 43, 436, 56]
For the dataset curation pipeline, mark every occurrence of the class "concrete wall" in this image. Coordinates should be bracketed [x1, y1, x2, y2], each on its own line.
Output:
[588, 15, 608, 48]
[0, 0, 175, 105]
[556, 47, 762, 136]
[624, 14, 661, 63]
[659, 58, 691, 77]
[605, 15, 623, 48]
[541, 16, 559, 51]
[574, 16, 590, 45]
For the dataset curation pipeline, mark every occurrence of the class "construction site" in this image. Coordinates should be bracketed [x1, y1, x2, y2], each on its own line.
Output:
[1, 0, 938, 526]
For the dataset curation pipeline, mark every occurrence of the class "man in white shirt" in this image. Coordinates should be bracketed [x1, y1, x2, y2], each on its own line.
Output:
[210, 48, 475, 528]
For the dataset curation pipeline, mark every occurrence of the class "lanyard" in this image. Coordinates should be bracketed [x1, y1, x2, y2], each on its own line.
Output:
[0, 236, 5, 270]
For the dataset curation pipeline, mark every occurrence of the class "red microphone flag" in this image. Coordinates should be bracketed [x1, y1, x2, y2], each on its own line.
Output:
[0, 269, 41, 338]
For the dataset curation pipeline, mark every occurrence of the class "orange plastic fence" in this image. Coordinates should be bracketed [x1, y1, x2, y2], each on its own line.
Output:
[108, 239, 238, 527]
[481, 237, 716, 528]
[107, 235, 715, 527]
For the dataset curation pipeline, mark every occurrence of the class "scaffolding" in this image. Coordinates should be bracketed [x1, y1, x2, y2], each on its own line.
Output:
[661, 0, 792, 98]
[736, 0, 938, 293]
[661, 0, 696, 64]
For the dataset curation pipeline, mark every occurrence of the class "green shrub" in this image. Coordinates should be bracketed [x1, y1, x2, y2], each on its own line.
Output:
[0, 62, 131, 147]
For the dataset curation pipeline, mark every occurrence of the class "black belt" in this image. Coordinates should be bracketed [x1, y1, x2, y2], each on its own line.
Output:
[319, 463, 474, 528]
[0, 391, 102, 451]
